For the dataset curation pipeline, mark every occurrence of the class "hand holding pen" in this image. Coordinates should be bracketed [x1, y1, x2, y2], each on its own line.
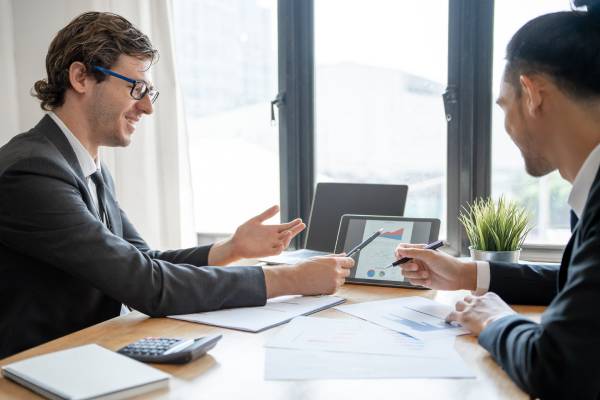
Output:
[392, 240, 477, 290]
[385, 240, 445, 268]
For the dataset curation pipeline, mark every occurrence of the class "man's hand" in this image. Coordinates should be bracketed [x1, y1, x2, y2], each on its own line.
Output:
[208, 205, 305, 265]
[394, 244, 477, 290]
[263, 255, 355, 298]
[446, 293, 516, 335]
[230, 205, 305, 258]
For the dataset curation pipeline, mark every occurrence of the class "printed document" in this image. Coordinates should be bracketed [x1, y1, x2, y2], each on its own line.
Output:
[265, 316, 449, 357]
[264, 316, 474, 380]
[336, 296, 469, 340]
[264, 348, 474, 380]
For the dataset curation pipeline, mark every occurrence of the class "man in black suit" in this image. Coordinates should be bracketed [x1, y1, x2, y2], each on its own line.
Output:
[0, 12, 354, 359]
[394, 3, 600, 399]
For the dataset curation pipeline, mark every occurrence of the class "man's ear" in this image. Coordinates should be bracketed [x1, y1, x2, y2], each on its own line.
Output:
[519, 75, 543, 117]
[68, 62, 93, 94]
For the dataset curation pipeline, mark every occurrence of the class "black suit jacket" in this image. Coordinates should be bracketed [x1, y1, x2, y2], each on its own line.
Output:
[479, 167, 600, 399]
[0, 115, 266, 359]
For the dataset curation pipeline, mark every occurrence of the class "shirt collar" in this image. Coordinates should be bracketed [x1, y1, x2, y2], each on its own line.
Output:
[47, 111, 100, 178]
[568, 142, 600, 218]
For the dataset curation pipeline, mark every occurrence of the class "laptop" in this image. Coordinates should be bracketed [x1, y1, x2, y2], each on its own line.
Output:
[260, 182, 408, 264]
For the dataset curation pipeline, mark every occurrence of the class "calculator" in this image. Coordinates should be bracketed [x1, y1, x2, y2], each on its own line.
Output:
[117, 335, 222, 364]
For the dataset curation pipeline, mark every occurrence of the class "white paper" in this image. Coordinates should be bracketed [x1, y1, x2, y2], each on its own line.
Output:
[259, 249, 328, 265]
[336, 297, 469, 340]
[265, 316, 450, 358]
[264, 348, 474, 380]
[168, 295, 344, 332]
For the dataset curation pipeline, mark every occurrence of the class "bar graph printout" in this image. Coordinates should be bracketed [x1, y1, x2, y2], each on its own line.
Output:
[265, 316, 451, 358]
[336, 296, 470, 340]
[264, 316, 474, 380]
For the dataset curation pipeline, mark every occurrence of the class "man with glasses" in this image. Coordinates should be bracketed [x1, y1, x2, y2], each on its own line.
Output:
[0, 11, 354, 359]
[92, 65, 160, 104]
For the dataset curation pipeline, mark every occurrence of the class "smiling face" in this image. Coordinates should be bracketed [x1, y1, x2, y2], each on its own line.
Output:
[496, 69, 555, 177]
[86, 54, 154, 148]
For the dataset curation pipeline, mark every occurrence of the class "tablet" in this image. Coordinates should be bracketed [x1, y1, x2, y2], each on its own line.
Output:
[334, 215, 441, 288]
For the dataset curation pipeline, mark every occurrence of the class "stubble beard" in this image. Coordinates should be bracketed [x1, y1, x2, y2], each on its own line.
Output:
[522, 149, 555, 177]
[89, 103, 130, 148]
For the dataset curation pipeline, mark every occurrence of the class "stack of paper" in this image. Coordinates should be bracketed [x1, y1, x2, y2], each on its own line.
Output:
[264, 297, 475, 380]
[264, 316, 474, 380]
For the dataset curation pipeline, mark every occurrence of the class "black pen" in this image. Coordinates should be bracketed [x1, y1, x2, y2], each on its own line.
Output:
[384, 240, 445, 268]
[346, 228, 383, 258]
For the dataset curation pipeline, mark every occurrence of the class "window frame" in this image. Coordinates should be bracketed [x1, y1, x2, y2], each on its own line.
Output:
[277, 0, 315, 250]
[277, 0, 565, 261]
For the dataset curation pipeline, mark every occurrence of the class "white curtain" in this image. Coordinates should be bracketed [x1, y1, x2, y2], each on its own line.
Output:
[0, 0, 196, 250]
[0, 0, 19, 145]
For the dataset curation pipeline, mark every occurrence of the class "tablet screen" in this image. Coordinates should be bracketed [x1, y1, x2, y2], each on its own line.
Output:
[337, 216, 439, 285]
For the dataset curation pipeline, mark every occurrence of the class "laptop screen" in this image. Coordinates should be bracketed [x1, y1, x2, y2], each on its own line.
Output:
[304, 183, 408, 252]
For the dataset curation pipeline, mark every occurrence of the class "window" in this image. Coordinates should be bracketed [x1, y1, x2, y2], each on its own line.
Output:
[173, 0, 279, 241]
[173, 0, 573, 255]
[492, 0, 571, 245]
[314, 0, 449, 237]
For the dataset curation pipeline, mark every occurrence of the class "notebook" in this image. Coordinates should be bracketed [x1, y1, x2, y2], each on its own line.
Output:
[1, 344, 170, 400]
[169, 295, 345, 332]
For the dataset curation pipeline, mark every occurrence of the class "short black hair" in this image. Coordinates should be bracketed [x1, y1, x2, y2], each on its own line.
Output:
[505, 0, 600, 99]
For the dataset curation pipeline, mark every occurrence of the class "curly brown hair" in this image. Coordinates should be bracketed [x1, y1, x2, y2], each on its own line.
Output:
[32, 11, 158, 111]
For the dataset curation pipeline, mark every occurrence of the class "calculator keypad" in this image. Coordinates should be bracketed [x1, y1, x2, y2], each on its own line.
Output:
[119, 337, 183, 357]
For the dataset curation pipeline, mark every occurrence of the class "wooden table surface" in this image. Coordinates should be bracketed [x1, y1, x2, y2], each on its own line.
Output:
[0, 284, 543, 400]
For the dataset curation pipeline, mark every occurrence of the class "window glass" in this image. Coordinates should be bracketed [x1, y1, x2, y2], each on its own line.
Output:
[315, 0, 449, 237]
[492, 1, 571, 245]
[173, 0, 279, 240]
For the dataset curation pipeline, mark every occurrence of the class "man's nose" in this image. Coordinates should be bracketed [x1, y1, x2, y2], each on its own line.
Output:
[137, 93, 154, 115]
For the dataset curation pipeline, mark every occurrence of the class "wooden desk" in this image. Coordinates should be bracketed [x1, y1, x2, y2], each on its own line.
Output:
[0, 285, 544, 400]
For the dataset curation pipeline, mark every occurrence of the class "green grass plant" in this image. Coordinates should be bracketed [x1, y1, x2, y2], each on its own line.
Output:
[458, 196, 531, 252]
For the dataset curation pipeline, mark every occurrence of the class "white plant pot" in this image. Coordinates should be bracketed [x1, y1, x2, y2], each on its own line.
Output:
[469, 246, 521, 263]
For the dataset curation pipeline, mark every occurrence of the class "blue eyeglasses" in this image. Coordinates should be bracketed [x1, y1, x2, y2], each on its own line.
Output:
[92, 65, 159, 104]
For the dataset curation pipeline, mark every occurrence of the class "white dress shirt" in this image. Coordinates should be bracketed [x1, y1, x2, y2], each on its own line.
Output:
[474, 143, 600, 294]
[47, 112, 101, 212]
[47, 112, 130, 315]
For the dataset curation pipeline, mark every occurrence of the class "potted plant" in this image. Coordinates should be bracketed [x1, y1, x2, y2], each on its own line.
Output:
[458, 196, 532, 263]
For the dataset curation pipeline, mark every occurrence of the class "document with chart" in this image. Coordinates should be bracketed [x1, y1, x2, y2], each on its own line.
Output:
[336, 297, 469, 340]
[266, 316, 450, 357]
[264, 316, 474, 380]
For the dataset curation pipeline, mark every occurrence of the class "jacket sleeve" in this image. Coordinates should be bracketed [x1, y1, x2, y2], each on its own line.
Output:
[0, 157, 267, 317]
[118, 206, 214, 266]
[100, 162, 214, 267]
[479, 233, 600, 399]
[488, 261, 558, 305]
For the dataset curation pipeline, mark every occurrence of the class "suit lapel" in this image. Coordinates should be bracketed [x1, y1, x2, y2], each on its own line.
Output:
[559, 164, 600, 289]
[559, 232, 575, 290]
[37, 115, 87, 181]
[37, 115, 105, 225]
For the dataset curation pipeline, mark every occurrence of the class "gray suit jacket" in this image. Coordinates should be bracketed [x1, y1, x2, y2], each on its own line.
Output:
[0, 115, 266, 359]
